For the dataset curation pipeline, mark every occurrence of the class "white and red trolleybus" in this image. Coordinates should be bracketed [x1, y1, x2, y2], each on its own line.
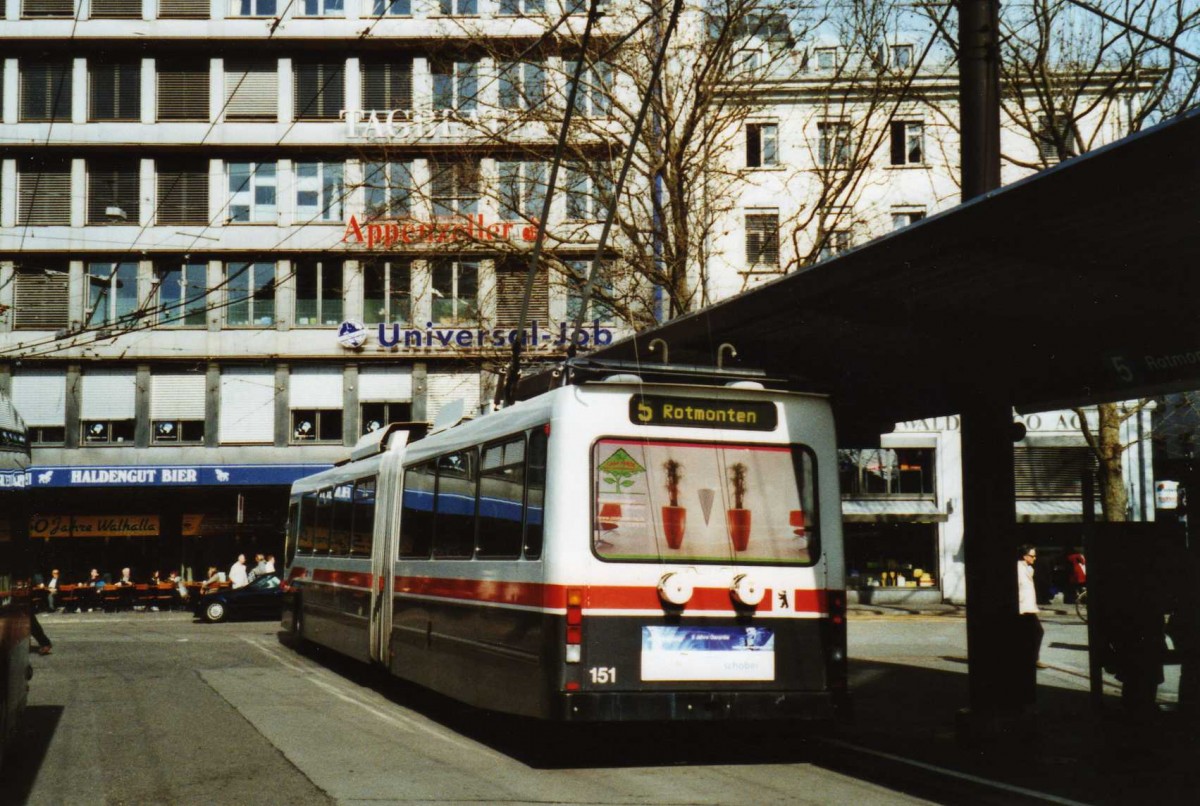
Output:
[0, 396, 31, 767]
[283, 361, 847, 722]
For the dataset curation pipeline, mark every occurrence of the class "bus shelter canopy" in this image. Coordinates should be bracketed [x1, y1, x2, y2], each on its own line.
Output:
[594, 107, 1200, 440]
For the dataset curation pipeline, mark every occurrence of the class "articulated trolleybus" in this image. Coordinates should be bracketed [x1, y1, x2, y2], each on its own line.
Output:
[284, 360, 847, 723]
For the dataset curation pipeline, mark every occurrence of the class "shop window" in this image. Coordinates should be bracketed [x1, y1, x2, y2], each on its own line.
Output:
[225, 261, 276, 326]
[744, 212, 779, 269]
[157, 62, 210, 121]
[156, 159, 209, 226]
[844, 523, 938, 589]
[82, 420, 136, 444]
[497, 160, 546, 221]
[295, 161, 344, 222]
[226, 162, 277, 223]
[153, 261, 208, 326]
[430, 160, 480, 217]
[746, 123, 778, 168]
[294, 259, 344, 326]
[890, 121, 924, 166]
[361, 401, 412, 435]
[89, 61, 141, 121]
[363, 161, 414, 220]
[838, 448, 935, 496]
[562, 57, 612, 116]
[370, 0, 410, 15]
[430, 56, 479, 113]
[20, 60, 72, 122]
[17, 158, 71, 225]
[152, 420, 205, 443]
[12, 265, 69, 329]
[87, 159, 140, 225]
[363, 259, 410, 324]
[291, 409, 343, 443]
[294, 62, 345, 121]
[498, 60, 546, 111]
[86, 261, 139, 328]
[361, 59, 413, 111]
[431, 260, 479, 324]
[298, 0, 343, 15]
[564, 163, 610, 221]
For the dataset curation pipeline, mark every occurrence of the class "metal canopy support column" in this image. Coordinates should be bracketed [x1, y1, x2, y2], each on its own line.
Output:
[958, 399, 1023, 738]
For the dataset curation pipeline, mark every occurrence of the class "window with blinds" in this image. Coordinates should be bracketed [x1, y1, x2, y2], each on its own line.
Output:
[157, 62, 210, 121]
[18, 158, 71, 226]
[151, 372, 206, 444]
[430, 160, 480, 217]
[1014, 447, 1098, 499]
[290, 366, 343, 444]
[495, 258, 547, 327]
[90, 61, 141, 120]
[294, 62, 344, 120]
[21, 0, 74, 17]
[225, 60, 277, 121]
[361, 59, 413, 111]
[87, 159, 140, 224]
[11, 370, 68, 443]
[426, 370, 480, 421]
[745, 212, 780, 268]
[20, 61, 73, 122]
[219, 367, 276, 444]
[156, 160, 210, 225]
[158, 0, 211, 17]
[12, 267, 69, 330]
[81, 369, 137, 445]
[91, 0, 141, 16]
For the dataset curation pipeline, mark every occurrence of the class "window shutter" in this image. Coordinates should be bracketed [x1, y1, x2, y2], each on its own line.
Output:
[426, 370, 480, 421]
[90, 0, 141, 16]
[151, 373, 206, 419]
[89, 62, 141, 120]
[358, 366, 413, 401]
[157, 160, 209, 225]
[158, 0, 210, 16]
[219, 367, 276, 443]
[289, 366, 343, 408]
[1014, 447, 1098, 499]
[225, 60, 277, 121]
[12, 370, 67, 427]
[81, 369, 137, 420]
[12, 270, 69, 329]
[87, 159, 140, 224]
[18, 158, 72, 225]
[20, 61, 73, 121]
[21, 0, 74, 16]
[294, 62, 344, 120]
[495, 260, 546, 327]
[361, 59, 412, 110]
[157, 63, 209, 120]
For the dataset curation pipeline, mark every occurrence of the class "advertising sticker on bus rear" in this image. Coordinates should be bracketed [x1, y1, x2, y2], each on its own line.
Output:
[641, 626, 775, 682]
[630, 395, 778, 431]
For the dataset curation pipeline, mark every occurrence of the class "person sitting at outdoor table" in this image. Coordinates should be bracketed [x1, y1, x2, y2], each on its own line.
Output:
[87, 569, 104, 589]
[250, 553, 269, 581]
[200, 566, 225, 592]
[168, 571, 188, 603]
[149, 570, 162, 585]
[116, 567, 135, 587]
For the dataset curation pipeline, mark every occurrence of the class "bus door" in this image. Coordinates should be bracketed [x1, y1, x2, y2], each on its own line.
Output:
[369, 446, 405, 665]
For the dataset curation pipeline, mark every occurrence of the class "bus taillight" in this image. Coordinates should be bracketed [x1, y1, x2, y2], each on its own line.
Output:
[565, 587, 583, 663]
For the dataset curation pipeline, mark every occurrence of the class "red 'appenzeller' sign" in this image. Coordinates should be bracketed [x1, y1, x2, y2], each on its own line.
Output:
[343, 215, 543, 250]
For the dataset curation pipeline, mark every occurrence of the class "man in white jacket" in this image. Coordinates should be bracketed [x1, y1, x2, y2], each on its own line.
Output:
[1017, 544, 1044, 709]
[229, 554, 249, 589]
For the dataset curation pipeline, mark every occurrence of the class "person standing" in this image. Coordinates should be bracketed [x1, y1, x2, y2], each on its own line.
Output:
[45, 569, 60, 611]
[229, 554, 249, 589]
[1064, 547, 1087, 605]
[1017, 544, 1044, 710]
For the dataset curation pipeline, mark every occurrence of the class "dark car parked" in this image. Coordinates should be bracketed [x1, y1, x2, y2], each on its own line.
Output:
[195, 573, 283, 623]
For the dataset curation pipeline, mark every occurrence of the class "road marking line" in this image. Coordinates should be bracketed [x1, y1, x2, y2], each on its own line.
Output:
[821, 738, 1090, 806]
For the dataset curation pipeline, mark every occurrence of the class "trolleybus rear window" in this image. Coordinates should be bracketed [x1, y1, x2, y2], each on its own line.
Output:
[593, 438, 818, 564]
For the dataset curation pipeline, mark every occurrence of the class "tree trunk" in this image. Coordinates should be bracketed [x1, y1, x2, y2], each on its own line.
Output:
[1095, 402, 1128, 522]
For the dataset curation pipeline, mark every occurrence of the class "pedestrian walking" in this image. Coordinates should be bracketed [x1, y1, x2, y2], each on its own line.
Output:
[1017, 544, 1044, 710]
[30, 611, 52, 655]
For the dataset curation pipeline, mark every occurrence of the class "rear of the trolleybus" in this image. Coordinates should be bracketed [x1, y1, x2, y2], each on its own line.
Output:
[556, 389, 847, 722]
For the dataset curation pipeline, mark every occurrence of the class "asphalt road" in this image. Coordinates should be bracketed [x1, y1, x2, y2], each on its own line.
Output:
[8, 612, 935, 806]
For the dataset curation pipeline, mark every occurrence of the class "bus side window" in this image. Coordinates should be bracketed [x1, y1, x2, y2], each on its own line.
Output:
[314, 488, 333, 553]
[400, 461, 436, 559]
[298, 492, 317, 553]
[286, 501, 301, 564]
[350, 477, 376, 557]
[524, 426, 547, 559]
[478, 436, 525, 559]
[433, 449, 477, 559]
[330, 484, 353, 556]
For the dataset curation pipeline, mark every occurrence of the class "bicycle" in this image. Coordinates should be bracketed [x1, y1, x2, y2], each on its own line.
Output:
[1075, 588, 1088, 623]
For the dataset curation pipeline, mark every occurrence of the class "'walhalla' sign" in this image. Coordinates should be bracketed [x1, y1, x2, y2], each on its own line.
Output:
[343, 215, 542, 249]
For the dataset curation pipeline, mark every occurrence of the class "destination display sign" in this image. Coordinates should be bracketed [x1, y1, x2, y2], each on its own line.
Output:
[629, 395, 777, 431]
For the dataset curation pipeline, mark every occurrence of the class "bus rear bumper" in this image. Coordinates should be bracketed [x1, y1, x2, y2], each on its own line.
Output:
[555, 690, 842, 723]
